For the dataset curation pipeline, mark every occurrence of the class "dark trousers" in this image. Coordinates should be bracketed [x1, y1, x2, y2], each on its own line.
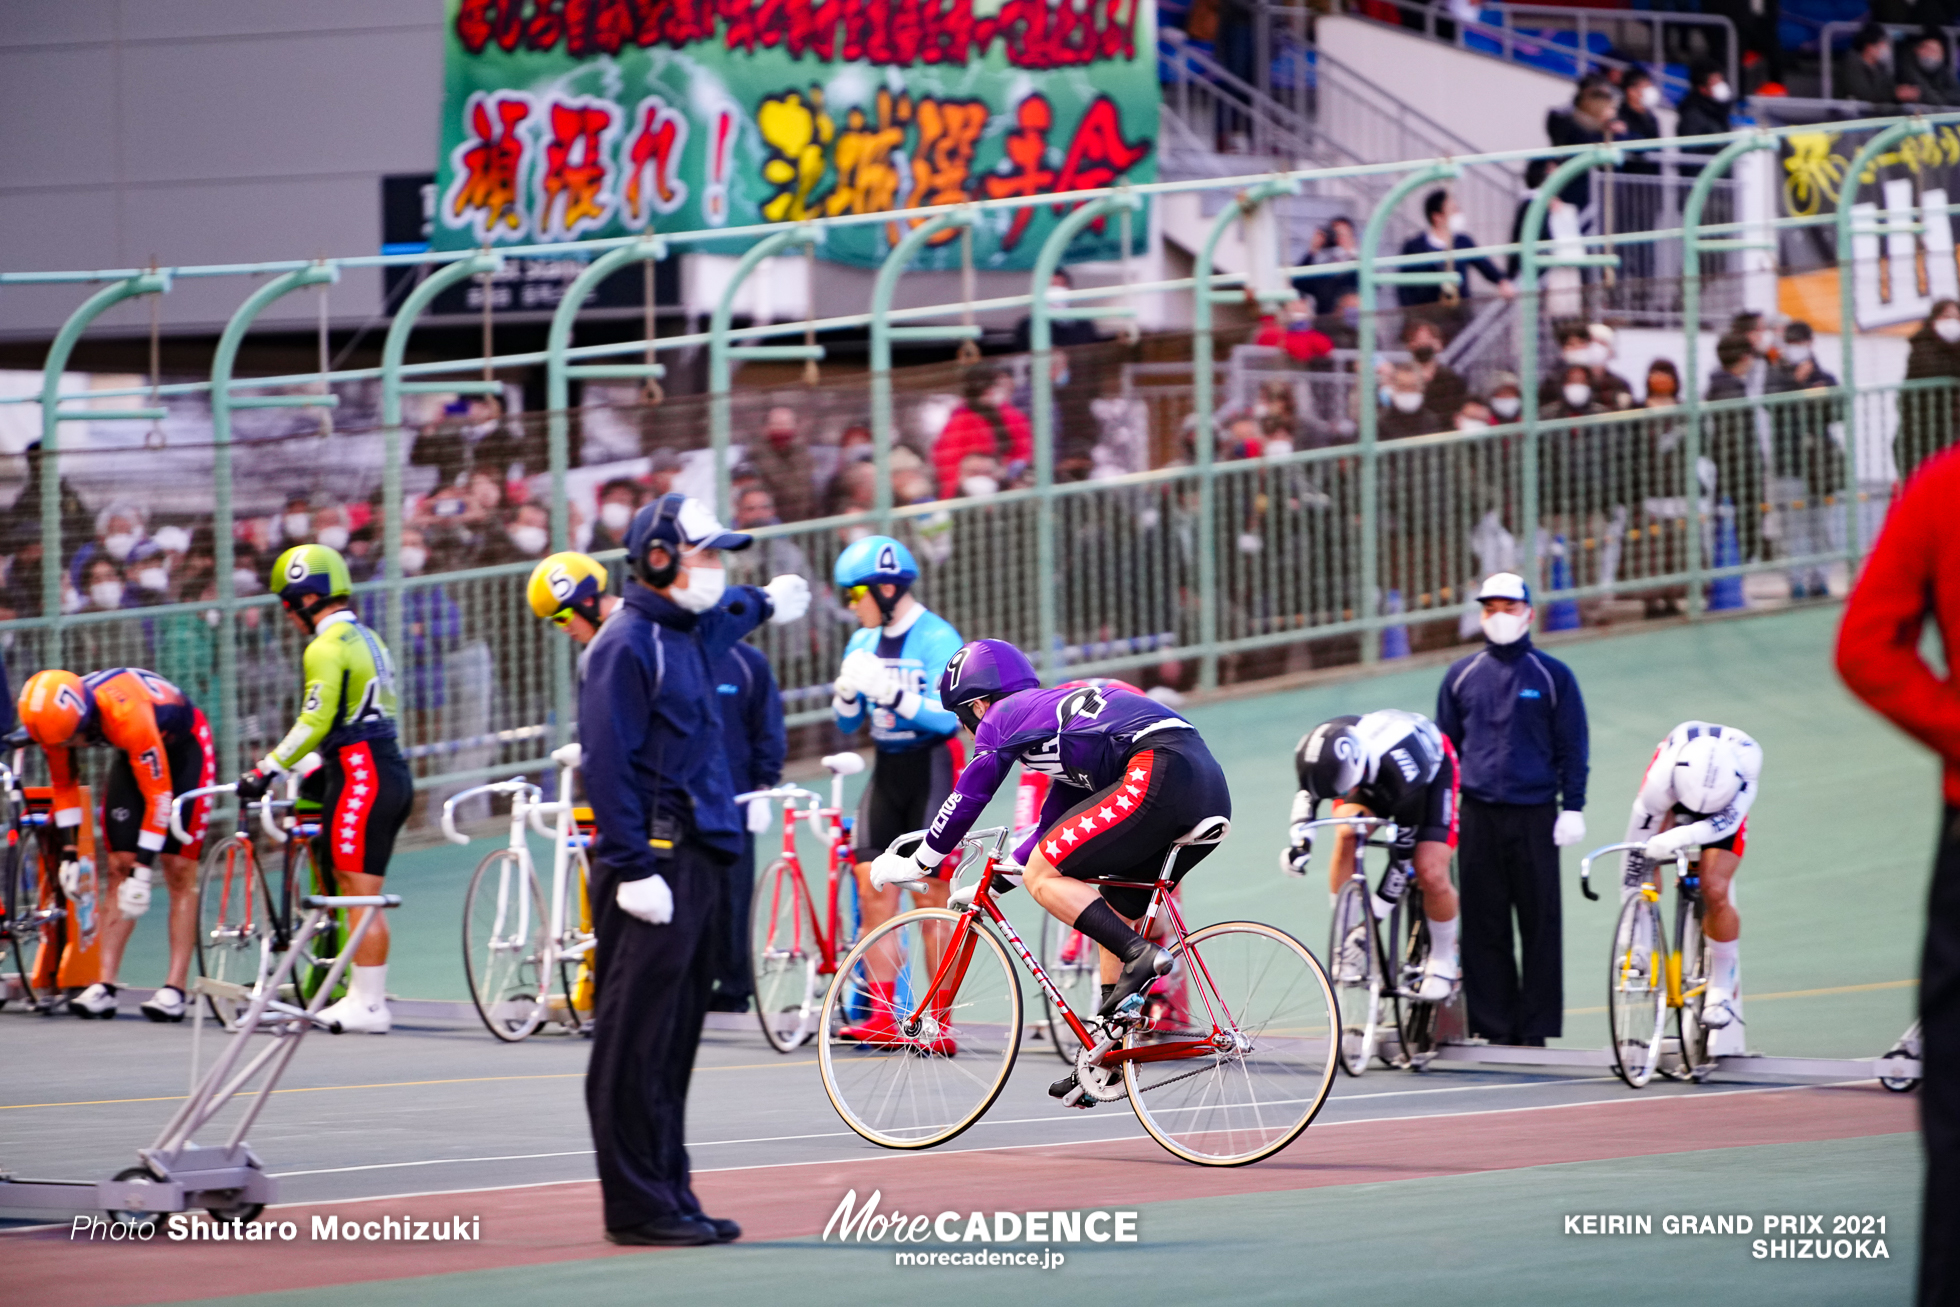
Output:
[718, 832, 755, 1000]
[1458, 797, 1563, 1043]
[585, 841, 729, 1231]
[1922, 807, 1960, 1306]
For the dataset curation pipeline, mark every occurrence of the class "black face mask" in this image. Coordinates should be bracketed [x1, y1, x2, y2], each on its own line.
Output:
[1411, 345, 1437, 364]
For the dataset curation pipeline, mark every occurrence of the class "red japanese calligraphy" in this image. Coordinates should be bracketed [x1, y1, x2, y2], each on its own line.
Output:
[982, 95, 1058, 250]
[537, 97, 620, 239]
[1052, 94, 1150, 197]
[445, 92, 534, 242]
[907, 97, 987, 243]
[623, 95, 690, 226]
[981, 94, 1149, 250]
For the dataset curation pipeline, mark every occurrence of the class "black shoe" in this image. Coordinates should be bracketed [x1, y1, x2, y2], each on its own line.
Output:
[706, 994, 751, 1013]
[1048, 1070, 1080, 1100]
[1098, 948, 1171, 1019]
[605, 1216, 719, 1247]
[696, 1215, 741, 1242]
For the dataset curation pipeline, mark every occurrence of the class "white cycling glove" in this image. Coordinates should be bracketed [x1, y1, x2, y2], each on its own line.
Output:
[869, 847, 934, 892]
[746, 797, 774, 833]
[764, 574, 811, 625]
[1552, 810, 1587, 847]
[118, 865, 153, 918]
[869, 666, 922, 721]
[1643, 827, 1696, 862]
[617, 874, 674, 925]
[836, 649, 885, 704]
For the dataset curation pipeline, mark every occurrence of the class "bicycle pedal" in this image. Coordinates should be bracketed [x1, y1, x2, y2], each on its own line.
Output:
[1112, 992, 1146, 1020]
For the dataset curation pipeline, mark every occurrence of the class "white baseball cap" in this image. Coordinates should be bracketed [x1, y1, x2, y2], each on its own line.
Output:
[1477, 572, 1531, 603]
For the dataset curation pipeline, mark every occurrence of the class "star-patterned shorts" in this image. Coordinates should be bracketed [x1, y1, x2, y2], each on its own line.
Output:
[1035, 732, 1232, 920]
[313, 738, 414, 879]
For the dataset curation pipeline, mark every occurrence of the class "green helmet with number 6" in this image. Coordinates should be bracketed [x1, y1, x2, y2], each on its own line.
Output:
[271, 543, 353, 631]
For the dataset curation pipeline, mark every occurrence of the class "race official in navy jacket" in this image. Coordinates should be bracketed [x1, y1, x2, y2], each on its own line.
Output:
[1435, 572, 1589, 1047]
[712, 641, 786, 1013]
[579, 494, 809, 1248]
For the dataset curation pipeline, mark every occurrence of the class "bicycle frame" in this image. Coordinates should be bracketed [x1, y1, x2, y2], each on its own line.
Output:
[739, 759, 858, 979]
[915, 829, 1232, 1069]
[1581, 841, 1696, 1010]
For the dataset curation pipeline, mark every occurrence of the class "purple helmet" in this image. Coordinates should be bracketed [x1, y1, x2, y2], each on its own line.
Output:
[938, 639, 1040, 732]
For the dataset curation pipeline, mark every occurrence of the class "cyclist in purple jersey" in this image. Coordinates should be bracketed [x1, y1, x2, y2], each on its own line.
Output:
[870, 639, 1232, 1023]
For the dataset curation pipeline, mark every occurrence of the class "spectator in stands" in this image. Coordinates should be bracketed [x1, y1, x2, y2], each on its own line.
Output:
[823, 427, 875, 517]
[1545, 363, 1607, 422]
[1840, 23, 1904, 105]
[1012, 268, 1100, 351]
[1379, 361, 1443, 439]
[1320, 291, 1363, 352]
[1454, 397, 1496, 431]
[78, 555, 135, 614]
[1633, 359, 1691, 616]
[1297, 217, 1360, 315]
[1403, 318, 1467, 418]
[832, 461, 879, 536]
[1901, 299, 1960, 479]
[17, 441, 93, 554]
[891, 446, 939, 504]
[470, 394, 545, 488]
[1396, 190, 1516, 321]
[646, 447, 683, 499]
[1543, 321, 1634, 410]
[1707, 332, 1767, 565]
[749, 405, 820, 524]
[1545, 79, 1624, 207]
[1254, 299, 1335, 364]
[1616, 68, 1664, 169]
[1487, 372, 1524, 425]
[1901, 28, 1960, 106]
[482, 500, 551, 568]
[1506, 159, 1559, 282]
[1766, 321, 1843, 599]
[1675, 63, 1735, 159]
[0, 520, 44, 621]
[462, 468, 508, 532]
[733, 487, 813, 595]
[590, 477, 642, 553]
[933, 365, 1032, 495]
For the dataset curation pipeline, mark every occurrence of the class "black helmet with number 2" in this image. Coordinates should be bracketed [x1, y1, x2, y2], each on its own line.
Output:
[1295, 715, 1365, 805]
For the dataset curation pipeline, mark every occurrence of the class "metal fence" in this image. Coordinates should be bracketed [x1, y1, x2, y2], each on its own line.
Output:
[2, 113, 1955, 808]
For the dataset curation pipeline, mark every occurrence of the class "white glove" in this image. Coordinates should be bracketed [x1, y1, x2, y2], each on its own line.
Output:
[869, 848, 930, 892]
[837, 649, 885, 701]
[1643, 828, 1693, 862]
[1552, 810, 1587, 848]
[869, 666, 923, 720]
[118, 865, 153, 918]
[764, 574, 811, 625]
[746, 797, 773, 833]
[617, 874, 674, 925]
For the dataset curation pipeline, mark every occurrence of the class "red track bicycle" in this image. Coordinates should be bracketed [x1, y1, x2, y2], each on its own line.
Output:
[816, 820, 1340, 1166]
[737, 752, 866, 1053]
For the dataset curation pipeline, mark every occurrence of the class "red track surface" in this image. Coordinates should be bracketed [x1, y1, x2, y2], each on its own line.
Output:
[7, 1083, 1915, 1307]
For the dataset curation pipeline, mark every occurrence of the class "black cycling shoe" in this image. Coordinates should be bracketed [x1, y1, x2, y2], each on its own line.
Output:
[1048, 1070, 1080, 1100]
[1098, 947, 1172, 1019]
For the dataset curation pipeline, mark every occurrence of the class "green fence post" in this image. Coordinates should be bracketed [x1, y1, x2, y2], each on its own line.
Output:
[1680, 132, 1775, 619]
[1029, 193, 1142, 680]
[1516, 148, 1620, 608]
[707, 227, 823, 523]
[36, 271, 172, 671]
[1357, 163, 1457, 663]
[1837, 118, 1935, 572]
[540, 237, 670, 750]
[379, 252, 504, 730]
[1191, 177, 1296, 689]
[870, 210, 979, 535]
[209, 262, 340, 781]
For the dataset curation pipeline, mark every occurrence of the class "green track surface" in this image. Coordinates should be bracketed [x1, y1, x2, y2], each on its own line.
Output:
[170, 1133, 1919, 1307]
[119, 606, 1935, 1057]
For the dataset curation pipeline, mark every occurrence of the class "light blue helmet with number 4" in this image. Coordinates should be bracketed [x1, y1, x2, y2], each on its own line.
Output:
[833, 535, 919, 590]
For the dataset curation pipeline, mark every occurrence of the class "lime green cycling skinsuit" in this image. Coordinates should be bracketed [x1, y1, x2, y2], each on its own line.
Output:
[261, 610, 414, 879]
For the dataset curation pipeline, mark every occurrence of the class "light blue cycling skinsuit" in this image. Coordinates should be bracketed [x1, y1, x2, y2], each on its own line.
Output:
[833, 603, 964, 860]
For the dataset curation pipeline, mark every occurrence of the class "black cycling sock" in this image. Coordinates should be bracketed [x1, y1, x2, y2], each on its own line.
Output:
[1073, 899, 1151, 964]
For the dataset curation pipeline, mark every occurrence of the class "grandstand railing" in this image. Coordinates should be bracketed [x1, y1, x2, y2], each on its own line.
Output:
[0, 114, 1950, 800]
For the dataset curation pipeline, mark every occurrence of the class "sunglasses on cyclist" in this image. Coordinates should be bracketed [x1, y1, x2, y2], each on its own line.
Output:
[843, 585, 871, 603]
[549, 610, 575, 628]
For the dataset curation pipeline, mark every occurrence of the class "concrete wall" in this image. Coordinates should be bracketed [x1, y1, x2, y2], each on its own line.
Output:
[1315, 15, 1577, 158]
[0, 1, 448, 339]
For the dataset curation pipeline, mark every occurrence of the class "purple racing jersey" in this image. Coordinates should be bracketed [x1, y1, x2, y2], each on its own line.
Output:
[923, 684, 1194, 865]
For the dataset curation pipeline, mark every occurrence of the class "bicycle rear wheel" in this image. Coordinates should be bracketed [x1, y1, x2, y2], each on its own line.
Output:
[289, 843, 348, 1006]
[751, 857, 819, 1053]
[818, 908, 1021, 1150]
[462, 849, 549, 1041]
[196, 834, 271, 1029]
[1037, 912, 1101, 1063]
[1607, 893, 1668, 1087]
[1328, 879, 1384, 1076]
[1124, 921, 1337, 1166]
[1675, 900, 1712, 1076]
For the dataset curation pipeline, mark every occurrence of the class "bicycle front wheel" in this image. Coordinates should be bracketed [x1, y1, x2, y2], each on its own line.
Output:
[1328, 879, 1383, 1076]
[751, 857, 819, 1053]
[818, 908, 1022, 1150]
[1037, 912, 1101, 1064]
[462, 849, 549, 1041]
[196, 834, 270, 1029]
[1124, 921, 1337, 1166]
[1607, 893, 1667, 1088]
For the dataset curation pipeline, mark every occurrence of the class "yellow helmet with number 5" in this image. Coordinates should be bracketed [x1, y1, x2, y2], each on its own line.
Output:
[527, 552, 609, 628]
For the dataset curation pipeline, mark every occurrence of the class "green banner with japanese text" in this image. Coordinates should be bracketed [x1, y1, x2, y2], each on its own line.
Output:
[434, 0, 1158, 268]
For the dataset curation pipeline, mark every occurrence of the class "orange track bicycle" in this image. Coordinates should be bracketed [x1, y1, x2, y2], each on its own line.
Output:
[816, 820, 1339, 1166]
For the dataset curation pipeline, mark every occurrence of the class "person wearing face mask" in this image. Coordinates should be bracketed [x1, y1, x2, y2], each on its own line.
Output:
[1435, 572, 1590, 1048]
[590, 479, 642, 553]
[933, 366, 1034, 499]
[80, 557, 132, 613]
[1901, 299, 1960, 479]
[1379, 361, 1444, 440]
[1674, 63, 1734, 171]
[484, 501, 552, 565]
[1254, 297, 1335, 365]
[1297, 217, 1360, 315]
[1546, 79, 1624, 208]
[1396, 190, 1516, 333]
[1899, 28, 1960, 105]
[1766, 321, 1844, 599]
[577, 494, 808, 1246]
[1486, 373, 1525, 425]
[1706, 332, 1769, 569]
[1839, 23, 1905, 105]
[829, 535, 966, 1047]
[747, 406, 820, 525]
[1401, 318, 1467, 417]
